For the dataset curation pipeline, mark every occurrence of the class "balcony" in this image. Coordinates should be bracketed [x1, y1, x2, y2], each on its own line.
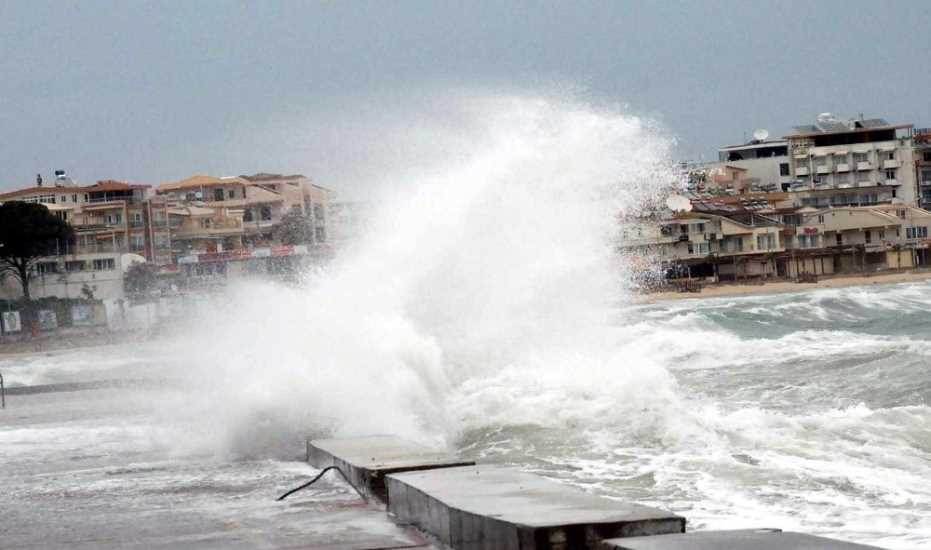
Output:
[835, 163, 850, 172]
[885, 179, 901, 186]
[857, 180, 876, 188]
[795, 166, 810, 176]
[814, 181, 833, 190]
[883, 159, 901, 169]
[856, 161, 873, 171]
[816, 165, 830, 175]
[837, 182, 855, 189]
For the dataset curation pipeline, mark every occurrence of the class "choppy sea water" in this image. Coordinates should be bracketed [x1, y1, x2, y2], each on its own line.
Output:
[1, 282, 928, 549]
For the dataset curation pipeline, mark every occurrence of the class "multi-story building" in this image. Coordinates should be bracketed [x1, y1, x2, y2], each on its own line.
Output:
[716, 138, 792, 193]
[784, 115, 916, 208]
[697, 116, 919, 212]
[624, 203, 786, 281]
[913, 128, 931, 209]
[0, 176, 171, 300]
[156, 173, 333, 288]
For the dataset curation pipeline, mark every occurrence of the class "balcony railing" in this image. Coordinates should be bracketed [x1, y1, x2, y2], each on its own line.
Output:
[835, 163, 850, 172]
[795, 166, 810, 176]
[856, 161, 873, 171]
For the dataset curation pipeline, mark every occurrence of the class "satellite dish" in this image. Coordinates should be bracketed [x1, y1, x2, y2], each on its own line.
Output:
[817, 112, 835, 123]
[666, 195, 693, 213]
[752, 128, 769, 142]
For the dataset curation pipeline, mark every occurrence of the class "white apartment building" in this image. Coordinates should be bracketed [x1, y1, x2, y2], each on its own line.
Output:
[786, 116, 916, 208]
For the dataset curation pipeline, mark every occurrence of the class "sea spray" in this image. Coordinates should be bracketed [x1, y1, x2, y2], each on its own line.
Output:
[164, 92, 683, 458]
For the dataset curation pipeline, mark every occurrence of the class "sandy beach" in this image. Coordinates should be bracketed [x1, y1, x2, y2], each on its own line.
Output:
[643, 269, 931, 302]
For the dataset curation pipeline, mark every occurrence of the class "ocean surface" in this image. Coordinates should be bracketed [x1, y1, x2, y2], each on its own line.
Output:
[1, 281, 929, 549]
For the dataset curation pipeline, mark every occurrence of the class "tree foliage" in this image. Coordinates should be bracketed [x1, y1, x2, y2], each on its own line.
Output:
[0, 201, 74, 300]
[123, 261, 159, 296]
[275, 211, 313, 245]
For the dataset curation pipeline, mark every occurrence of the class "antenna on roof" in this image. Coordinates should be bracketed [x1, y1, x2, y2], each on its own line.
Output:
[752, 129, 769, 142]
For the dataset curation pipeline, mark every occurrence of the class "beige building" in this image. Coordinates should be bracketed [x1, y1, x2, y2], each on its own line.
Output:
[626, 209, 785, 281]
[0, 178, 170, 300]
[157, 173, 333, 288]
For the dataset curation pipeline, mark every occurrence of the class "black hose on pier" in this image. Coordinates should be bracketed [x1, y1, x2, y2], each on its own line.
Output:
[277, 465, 366, 501]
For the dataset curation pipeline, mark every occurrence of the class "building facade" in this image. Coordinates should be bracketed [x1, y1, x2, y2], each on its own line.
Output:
[0, 178, 170, 300]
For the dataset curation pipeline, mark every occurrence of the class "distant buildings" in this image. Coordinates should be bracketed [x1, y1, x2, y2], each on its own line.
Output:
[0, 171, 333, 301]
[632, 114, 931, 283]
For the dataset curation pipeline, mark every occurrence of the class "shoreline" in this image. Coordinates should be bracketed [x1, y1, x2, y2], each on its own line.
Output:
[642, 268, 931, 302]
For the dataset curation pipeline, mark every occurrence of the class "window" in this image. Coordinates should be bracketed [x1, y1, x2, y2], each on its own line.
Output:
[834, 154, 847, 166]
[906, 226, 929, 239]
[865, 231, 872, 244]
[228, 189, 236, 199]
[818, 215, 825, 224]
[879, 230, 885, 240]
[780, 163, 790, 176]
[695, 223, 705, 233]
[155, 235, 169, 249]
[783, 214, 801, 225]
[897, 209, 906, 219]
[854, 152, 869, 164]
[72, 194, 78, 203]
[243, 208, 253, 222]
[186, 192, 196, 201]
[885, 151, 895, 160]
[214, 188, 224, 201]
[93, 258, 115, 271]
[857, 171, 871, 183]
[65, 261, 85, 272]
[36, 261, 58, 274]
[106, 213, 122, 225]
[925, 152, 931, 162]
[836, 233, 843, 245]
[131, 235, 145, 251]
[260, 206, 272, 221]
[798, 235, 809, 249]
[836, 173, 849, 185]
[60, 195, 67, 203]
[315, 226, 326, 243]
[885, 169, 896, 181]
[200, 218, 212, 229]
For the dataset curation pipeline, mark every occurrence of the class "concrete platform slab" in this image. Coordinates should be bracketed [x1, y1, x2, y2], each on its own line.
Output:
[386, 465, 685, 550]
[600, 529, 886, 550]
[307, 435, 474, 502]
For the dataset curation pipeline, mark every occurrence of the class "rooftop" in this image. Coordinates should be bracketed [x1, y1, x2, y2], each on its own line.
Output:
[0, 180, 148, 200]
[785, 116, 912, 138]
[159, 175, 249, 192]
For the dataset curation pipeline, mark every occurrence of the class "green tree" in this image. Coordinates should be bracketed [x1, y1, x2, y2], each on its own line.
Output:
[275, 211, 313, 245]
[0, 201, 73, 300]
[123, 261, 159, 296]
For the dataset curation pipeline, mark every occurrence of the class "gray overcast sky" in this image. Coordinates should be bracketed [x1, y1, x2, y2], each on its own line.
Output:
[2, 1, 931, 196]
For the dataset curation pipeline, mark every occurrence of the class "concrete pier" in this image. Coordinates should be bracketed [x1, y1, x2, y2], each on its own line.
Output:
[386, 465, 685, 550]
[600, 529, 886, 549]
[306, 435, 474, 502]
